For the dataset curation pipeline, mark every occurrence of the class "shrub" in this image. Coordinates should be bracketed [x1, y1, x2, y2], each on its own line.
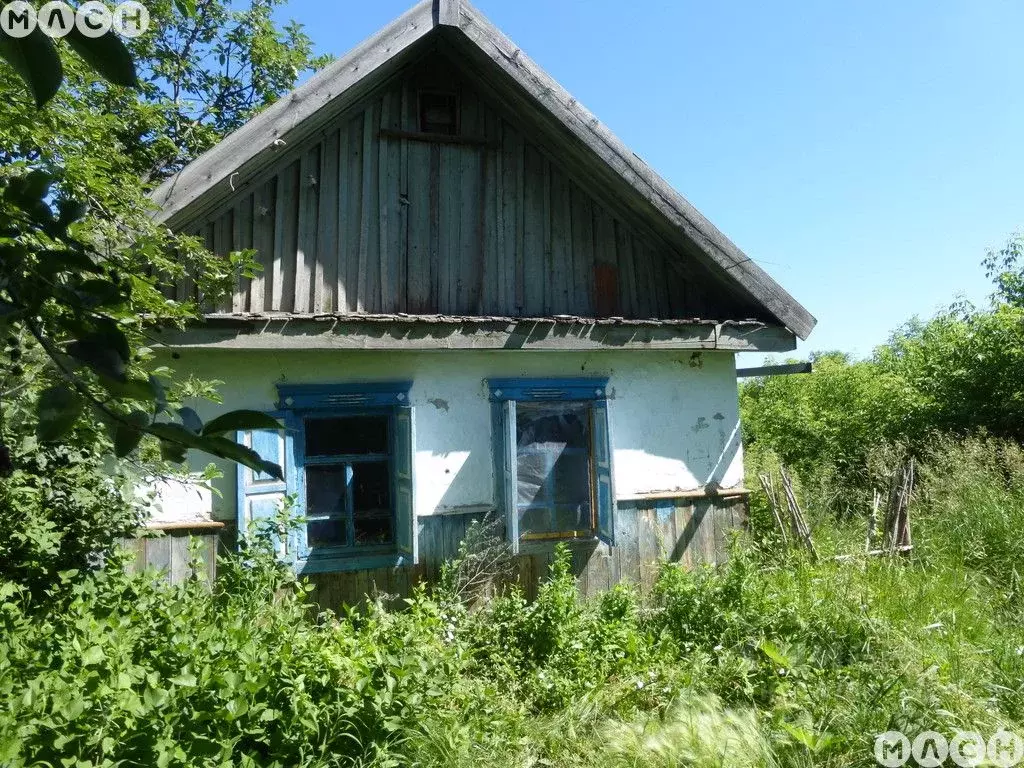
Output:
[0, 435, 144, 596]
[0, 540, 459, 767]
[4, 441, 1024, 767]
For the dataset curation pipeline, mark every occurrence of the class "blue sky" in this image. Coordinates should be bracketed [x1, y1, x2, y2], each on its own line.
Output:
[276, 0, 1024, 360]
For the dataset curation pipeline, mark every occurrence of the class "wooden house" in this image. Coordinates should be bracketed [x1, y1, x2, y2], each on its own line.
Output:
[145, 0, 815, 602]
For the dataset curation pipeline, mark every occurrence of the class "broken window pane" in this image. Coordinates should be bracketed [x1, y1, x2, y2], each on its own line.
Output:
[516, 402, 593, 536]
[306, 466, 348, 518]
[308, 518, 346, 546]
[354, 514, 393, 546]
[352, 461, 390, 514]
[352, 461, 392, 546]
[305, 465, 348, 547]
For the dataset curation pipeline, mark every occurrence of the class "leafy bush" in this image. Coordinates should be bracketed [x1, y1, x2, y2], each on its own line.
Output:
[0, 539, 459, 767]
[0, 351, 146, 595]
[0, 439, 143, 594]
[740, 255, 1024, 510]
[4, 441, 1024, 767]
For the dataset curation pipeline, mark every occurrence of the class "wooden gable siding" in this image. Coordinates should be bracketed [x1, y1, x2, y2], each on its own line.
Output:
[177, 54, 752, 321]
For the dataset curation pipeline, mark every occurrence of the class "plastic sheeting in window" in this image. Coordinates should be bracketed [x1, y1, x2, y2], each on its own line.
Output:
[515, 401, 593, 535]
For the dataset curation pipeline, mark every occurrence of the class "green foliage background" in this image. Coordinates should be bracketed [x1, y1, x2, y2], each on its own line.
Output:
[740, 238, 1024, 513]
[3, 445, 1024, 768]
[0, 0, 327, 588]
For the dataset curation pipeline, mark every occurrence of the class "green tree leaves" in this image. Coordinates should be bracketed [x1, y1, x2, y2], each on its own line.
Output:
[0, 21, 138, 108]
[1, 166, 284, 477]
[201, 410, 282, 437]
[112, 410, 149, 457]
[65, 27, 138, 89]
[0, 27, 63, 107]
[742, 256, 1024, 506]
[36, 385, 84, 442]
[0, 0, 325, 594]
[983, 233, 1024, 309]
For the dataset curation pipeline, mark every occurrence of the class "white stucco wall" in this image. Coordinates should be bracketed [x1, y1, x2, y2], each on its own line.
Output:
[156, 348, 744, 523]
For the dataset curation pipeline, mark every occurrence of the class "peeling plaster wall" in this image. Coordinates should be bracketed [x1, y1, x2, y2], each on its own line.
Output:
[157, 349, 744, 523]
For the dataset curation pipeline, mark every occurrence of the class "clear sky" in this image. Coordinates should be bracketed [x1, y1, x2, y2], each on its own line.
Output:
[275, 0, 1024, 360]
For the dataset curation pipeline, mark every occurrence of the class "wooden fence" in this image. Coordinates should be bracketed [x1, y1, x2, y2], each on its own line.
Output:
[118, 523, 224, 583]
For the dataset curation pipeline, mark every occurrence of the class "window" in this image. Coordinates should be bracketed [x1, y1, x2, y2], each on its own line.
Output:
[490, 379, 615, 551]
[237, 382, 415, 573]
[418, 91, 459, 135]
[516, 402, 594, 537]
[303, 415, 393, 551]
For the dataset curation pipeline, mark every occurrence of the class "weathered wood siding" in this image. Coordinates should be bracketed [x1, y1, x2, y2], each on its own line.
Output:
[120, 496, 745, 607]
[176, 53, 752, 321]
[308, 494, 747, 610]
[118, 528, 221, 583]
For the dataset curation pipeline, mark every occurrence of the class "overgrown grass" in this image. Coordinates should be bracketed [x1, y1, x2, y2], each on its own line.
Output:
[2, 438, 1023, 767]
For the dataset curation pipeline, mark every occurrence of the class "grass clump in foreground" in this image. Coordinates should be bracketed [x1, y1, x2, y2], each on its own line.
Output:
[2, 438, 1024, 767]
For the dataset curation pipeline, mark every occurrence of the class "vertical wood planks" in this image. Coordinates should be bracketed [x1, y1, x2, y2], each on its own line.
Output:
[615, 220, 638, 317]
[212, 212, 232, 313]
[317, 130, 340, 313]
[397, 86, 410, 313]
[458, 93, 482, 314]
[272, 160, 299, 312]
[592, 204, 619, 316]
[541, 157, 552, 313]
[358, 105, 379, 312]
[438, 144, 459, 312]
[251, 179, 275, 313]
[118, 532, 220, 582]
[521, 143, 545, 315]
[570, 185, 595, 316]
[120, 503, 748, 602]
[233, 195, 254, 313]
[498, 120, 519, 315]
[549, 167, 571, 313]
[147, 535, 171, 574]
[616, 506, 640, 586]
[407, 137, 432, 312]
[295, 146, 321, 313]
[342, 115, 364, 313]
[378, 94, 393, 312]
[169, 534, 191, 583]
[174, 60, 749, 324]
[481, 106, 499, 313]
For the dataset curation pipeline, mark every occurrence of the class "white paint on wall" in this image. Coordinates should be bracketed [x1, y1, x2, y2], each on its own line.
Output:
[156, 348, 744, 523]
[142, 476, 215, 527]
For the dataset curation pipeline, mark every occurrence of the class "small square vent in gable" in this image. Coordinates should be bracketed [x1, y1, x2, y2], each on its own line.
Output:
[418, 91, 459, 135]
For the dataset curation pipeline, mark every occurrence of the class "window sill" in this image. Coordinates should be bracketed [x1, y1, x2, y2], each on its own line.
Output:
[518, 536, 606, 556]
[294, 552, 410, 575]
[522, 530, 597, 542]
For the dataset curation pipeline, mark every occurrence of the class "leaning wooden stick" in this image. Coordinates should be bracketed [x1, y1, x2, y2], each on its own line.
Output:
[780, 468, 818, 561]
[759, 472, 789, 549]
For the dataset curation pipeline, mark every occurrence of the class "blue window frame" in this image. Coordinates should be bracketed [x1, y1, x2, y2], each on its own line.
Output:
[237, 382, 416, 573]
[489, 378, 615, 552]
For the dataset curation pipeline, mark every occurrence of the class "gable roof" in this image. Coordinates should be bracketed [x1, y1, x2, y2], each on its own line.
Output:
[152, 0, 816, 340]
